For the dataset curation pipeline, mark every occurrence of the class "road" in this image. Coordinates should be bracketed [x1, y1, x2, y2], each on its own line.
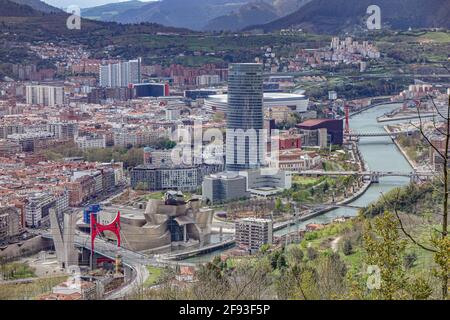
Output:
[76, 232, 159, 300]
[40, 231, 157, 300]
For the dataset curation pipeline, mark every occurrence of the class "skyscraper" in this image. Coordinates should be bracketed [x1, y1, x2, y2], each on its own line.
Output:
[99, 58, 141, 88]
[226, 63, 264, 171]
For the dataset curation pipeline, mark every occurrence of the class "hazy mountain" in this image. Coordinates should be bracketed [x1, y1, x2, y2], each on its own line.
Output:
[205, 0, 312, 31]
[247, 0, 450, 33]
[82, 0, 147, 21]
[270, 0, 312, 16]
[0, 0, 44, 16]
[43, 0, 144, 9]
[9, 0, 61, 13]
[82, 0, 313, 31]
[83, 0, 250, 30]
[204, 1, 278, 31]
[0, 0, 192, 42]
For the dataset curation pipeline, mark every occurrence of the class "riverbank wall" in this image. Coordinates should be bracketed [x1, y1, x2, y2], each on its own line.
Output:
[273, 179, 371, 232]
[384, 126, 418, 171]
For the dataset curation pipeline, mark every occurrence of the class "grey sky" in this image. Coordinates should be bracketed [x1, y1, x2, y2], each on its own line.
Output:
[43, 0, 156, 9]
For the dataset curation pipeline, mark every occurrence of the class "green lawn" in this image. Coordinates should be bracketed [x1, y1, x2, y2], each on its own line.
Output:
[141, 192, 165, 201]
[0, 276, 67, 300]
[340, 249, 363, 266]
[418, 32, 450, 43]
[144, 266, 163, 287]
[292, 176, 320, 186]
[1, 262, 36, 280]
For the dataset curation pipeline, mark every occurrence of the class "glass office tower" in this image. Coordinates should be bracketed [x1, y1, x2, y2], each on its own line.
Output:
[226, 63, 264, 171]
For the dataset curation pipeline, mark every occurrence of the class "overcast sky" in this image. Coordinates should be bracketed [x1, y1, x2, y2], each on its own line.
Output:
[43, 0, 156, 9]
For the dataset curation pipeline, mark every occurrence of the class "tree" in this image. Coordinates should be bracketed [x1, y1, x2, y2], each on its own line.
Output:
[407, 276, 433, 300]
[274, 198, 283, 213]
[315, 253, 348, 299]
[343, 239, 353, 256]
[306, 247, 318, 261]
[286, 245, 304, 266]
[362, 211, 407, 300]
[403, 252, 417, 270]
[388, 93, 450, 299]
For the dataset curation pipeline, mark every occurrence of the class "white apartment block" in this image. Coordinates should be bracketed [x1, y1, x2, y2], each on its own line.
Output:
[113, 129, 169, 148]
[99, 58, 141, 88]
[25, 192, 56, 228]
[0, 124, 24, 139]
[165, 108, 181, 121]
[196, 74, 220, 86]
[47, 122, 78, 140]
[75, 135, 106, 150]
[235, 218, 273, 252]
[26, 85, 64, 107]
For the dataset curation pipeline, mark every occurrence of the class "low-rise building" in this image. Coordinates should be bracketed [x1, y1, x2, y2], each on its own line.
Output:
[0, 206, 23, 242]
[269, 149, 321, 171]
[297, 119, 344, 146]
[75, 135, 106, 150]
[131, 164, 222, 191]
[202, 172, 249, 205]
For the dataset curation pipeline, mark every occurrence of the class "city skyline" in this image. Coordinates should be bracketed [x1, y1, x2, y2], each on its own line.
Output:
[0, 0, 449, 304]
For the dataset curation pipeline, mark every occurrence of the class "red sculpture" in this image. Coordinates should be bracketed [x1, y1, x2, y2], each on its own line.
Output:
[90, 211, 121, 253]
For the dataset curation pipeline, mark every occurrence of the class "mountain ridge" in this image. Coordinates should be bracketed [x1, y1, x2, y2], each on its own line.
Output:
[246, 0, 450, 33]
[203, 1, 279, 31]
[9, 0, 61, 13]
[79, 0, 312, 31]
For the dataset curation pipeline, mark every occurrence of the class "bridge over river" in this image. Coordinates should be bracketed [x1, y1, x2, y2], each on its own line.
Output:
[289, 170, 434, 183]
[344, 130, 417, 138]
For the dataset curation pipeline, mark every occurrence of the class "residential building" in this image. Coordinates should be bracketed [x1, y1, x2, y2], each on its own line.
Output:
[0, 206, 23, 242]
[235, 218, 273, 252]
[196, 74, 220, 86]
[131, 164, 222, 191]
[47, 122, 78, 140]
[99, 59, 141, 88]
[268, 149, 322, 171]
[25, 192, 56, 228]
[75, 135, 106, 150]
[143, 147, 174, 168]
[26, 85, 64, 107]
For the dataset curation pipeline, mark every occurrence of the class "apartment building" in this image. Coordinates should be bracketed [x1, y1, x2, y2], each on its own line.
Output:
[75, 135, 106, 150]
[47, 122, 78, 140]
[99, 58, 141, 88]
[235, 218, 273, 252]
[131, 164, 222, 191]
[25, 192, 56, 228]
[0, 206, 23, 242]
[0, 123, 24, 139]
[26, 85, 64, 107]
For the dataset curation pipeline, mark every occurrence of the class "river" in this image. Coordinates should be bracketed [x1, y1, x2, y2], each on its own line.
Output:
[184, 102, 412, 263]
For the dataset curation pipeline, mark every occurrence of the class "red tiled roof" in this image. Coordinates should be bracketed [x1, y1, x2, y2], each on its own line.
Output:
[298, 119, 330, 127]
